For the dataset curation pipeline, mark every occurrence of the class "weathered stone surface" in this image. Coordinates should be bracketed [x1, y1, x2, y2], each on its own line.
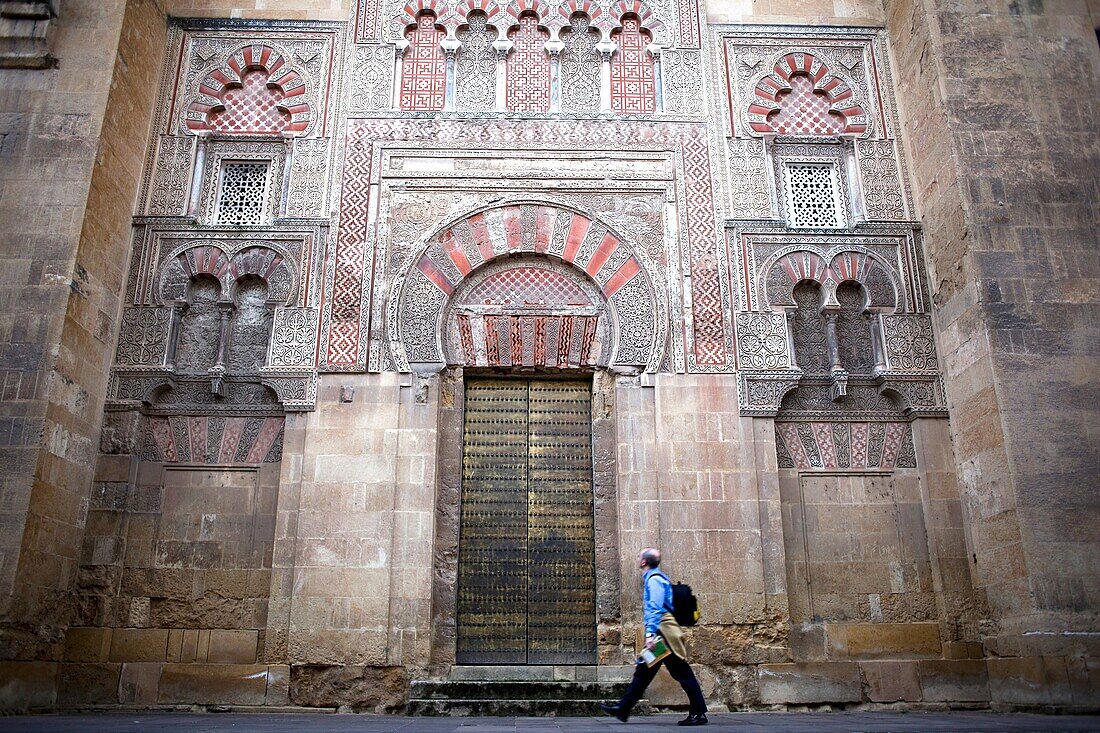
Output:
[0, 661, 57, 710]
[758, 662, 861, 704]
[831, 622, 942, 660]
[118, 662, 161, 705]
[158, 663, 269, 705]
[917, 660, 990, 703]
[109, 628, 169, 662]
[290, 665, 409, 713]
[860, 660, 922, 703]
[58, 663, 121, 706]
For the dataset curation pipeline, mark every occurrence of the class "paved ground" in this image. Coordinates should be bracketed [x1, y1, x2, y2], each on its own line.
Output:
[2, 713, 1099, 733]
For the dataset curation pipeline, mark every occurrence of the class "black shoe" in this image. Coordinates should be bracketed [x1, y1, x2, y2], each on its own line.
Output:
[677, 713, 708, 726]
[599, 702, 630, 722]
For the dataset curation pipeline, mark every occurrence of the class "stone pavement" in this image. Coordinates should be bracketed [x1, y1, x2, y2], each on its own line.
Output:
[1, 713, 1099, 733]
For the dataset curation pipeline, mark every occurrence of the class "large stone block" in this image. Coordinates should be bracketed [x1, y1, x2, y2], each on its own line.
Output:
[289, 665, 409, 712]
[58, 663, 121, 706]
[118, 662, 161, 705]
[987, 656, 1073, 707]
[0, 661, 57, 710]
[757, 662, 861, 704]
[917, 659, 990, 702]
[207, 629, 259, 664]
[63, 626, 111, 662]
[830, 622, 942, 659]
[158, 663, 269, 705]
[109, 628, 169, 662]
[860, 660, 922, 702]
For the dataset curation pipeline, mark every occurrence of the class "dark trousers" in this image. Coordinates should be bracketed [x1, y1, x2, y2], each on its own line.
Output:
[618, 653, 707, 714]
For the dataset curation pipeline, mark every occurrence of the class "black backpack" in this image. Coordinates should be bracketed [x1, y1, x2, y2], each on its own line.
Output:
[671, 582, 700, 626]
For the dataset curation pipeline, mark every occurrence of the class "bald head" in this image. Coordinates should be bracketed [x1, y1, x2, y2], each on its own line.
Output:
[639, 548, 661, 569]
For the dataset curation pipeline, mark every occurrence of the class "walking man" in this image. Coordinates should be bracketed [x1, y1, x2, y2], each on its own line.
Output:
[600, 548, 708, 726]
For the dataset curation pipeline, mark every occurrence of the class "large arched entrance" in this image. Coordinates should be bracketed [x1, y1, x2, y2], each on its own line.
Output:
[392, 203, 659, 666]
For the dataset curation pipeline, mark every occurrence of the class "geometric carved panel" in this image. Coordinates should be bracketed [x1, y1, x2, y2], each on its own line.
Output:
[775, 420, 916, 471]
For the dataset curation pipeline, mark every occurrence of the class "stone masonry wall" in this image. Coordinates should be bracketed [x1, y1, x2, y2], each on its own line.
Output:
[0, 0, 167, 667]
[884, 0, 1100, 708]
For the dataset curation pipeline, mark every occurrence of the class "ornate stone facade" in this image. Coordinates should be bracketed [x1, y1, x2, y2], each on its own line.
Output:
[0, 0, 1096, 717]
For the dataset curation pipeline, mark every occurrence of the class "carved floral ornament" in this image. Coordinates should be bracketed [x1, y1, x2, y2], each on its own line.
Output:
[743, 51, 871, 138]
[389, 203, 666, 374]
[389, 0, 667, 47]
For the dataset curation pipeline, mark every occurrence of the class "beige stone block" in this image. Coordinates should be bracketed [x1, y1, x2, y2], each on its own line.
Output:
[63, 627, 111, 662]
[987, 656, 1059, 706]
[835, 622, 942, 659]
[119, 662, 161, 704]
[109, 628, 169, 662]
[942, 641, 984, 660]
[208, 629, 259, 664]
[646, 663, 717, 706]
[0, 661, 57, 710]
[758, 662, 861, 704]
[266, 665, 290, 706]
[94, 453, 133, 482]
[159, 663, 269, 705]
[860, 660, 922, 702]
[918, 660, 990, 702]
[58, 663, 121, 706]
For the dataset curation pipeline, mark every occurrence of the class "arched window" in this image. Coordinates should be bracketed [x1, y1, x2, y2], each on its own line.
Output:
[559, 14, 600, 113]
[506, 12, 551, 112]
[400, 12, 447, 111]
[456, 11, 497, 111]
[175, 275, 222, 373]
[228, 276, 274, 372]
[610, 16, 655, 114]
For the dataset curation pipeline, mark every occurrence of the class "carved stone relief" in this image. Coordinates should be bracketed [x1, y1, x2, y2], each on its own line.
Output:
[662, 49, 704, 116]
[116, 308, 173, 367]
[286, 138, 331, 219]
[146, 136, 196, 216]
[455, 13, 497, 112]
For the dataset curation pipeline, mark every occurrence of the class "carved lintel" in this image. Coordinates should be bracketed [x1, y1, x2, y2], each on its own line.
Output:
[737, 370, 803, 417]
[260, 368, 317, 411]
[875, 374, 948, 418]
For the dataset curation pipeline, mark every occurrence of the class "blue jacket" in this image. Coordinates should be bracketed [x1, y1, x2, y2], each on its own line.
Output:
[643, 568, 674, 636]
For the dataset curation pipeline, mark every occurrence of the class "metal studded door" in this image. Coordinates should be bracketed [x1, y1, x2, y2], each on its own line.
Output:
[457, 378, 597, 665]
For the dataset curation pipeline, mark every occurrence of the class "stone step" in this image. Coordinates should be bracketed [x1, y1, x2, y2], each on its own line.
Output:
[410, 679, 629, 701]
[445, 665, 635, 682]
[407, 697, 654, 717]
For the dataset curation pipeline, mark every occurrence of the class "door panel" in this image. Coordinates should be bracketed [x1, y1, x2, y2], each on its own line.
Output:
[457, 377, 597, 665]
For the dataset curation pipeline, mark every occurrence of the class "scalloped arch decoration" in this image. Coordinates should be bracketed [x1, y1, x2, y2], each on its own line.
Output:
[394, 204, 663, 372]
[184, 44, 311, 135]
[766, 250, 897, 310]
[506, 0, 548, 22]
[398, 0, 451, 26]
[748, 52, 868, 136]
[455, 0, 503, 21]
[158, 244, 298, 306]
[611, 0, 662, 31]
[558, 0, 602, 22]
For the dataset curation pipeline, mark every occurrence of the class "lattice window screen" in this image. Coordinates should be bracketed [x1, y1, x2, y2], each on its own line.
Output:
[216, 161, 270, 225]
[783, 162, 845, 228]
